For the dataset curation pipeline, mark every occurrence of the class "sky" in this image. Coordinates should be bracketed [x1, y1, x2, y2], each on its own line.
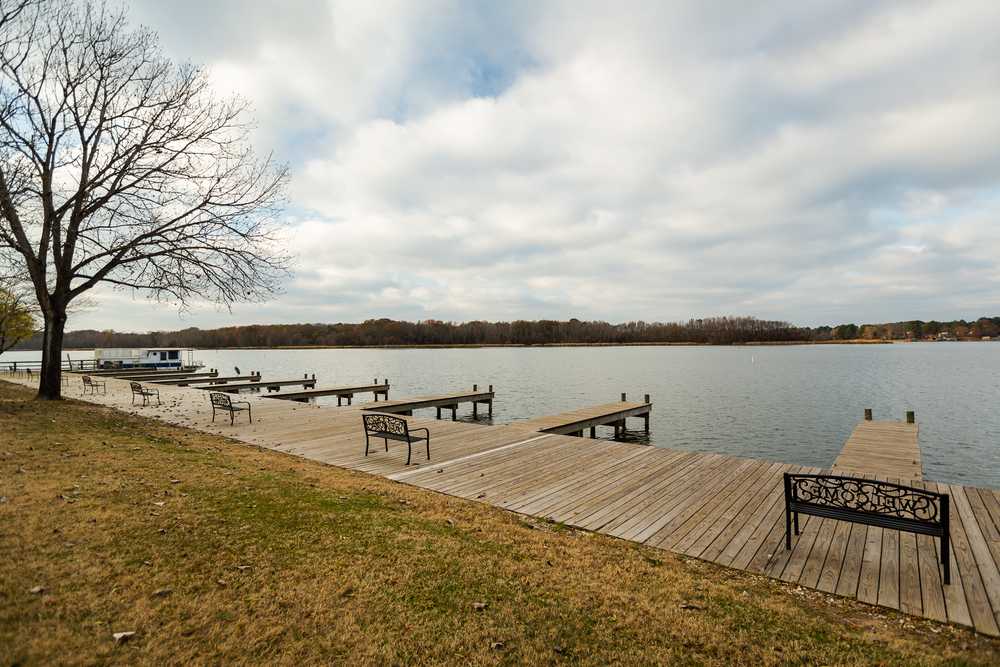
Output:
[70, 0, 1000, 331]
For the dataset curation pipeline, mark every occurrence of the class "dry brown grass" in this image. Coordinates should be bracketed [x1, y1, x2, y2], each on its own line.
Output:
[0, 379, 997, 665]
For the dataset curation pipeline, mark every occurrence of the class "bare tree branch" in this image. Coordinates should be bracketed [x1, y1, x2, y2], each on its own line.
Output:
[0, 0, 290, 398]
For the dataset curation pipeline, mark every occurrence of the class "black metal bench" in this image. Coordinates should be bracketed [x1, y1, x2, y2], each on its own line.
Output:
[784, 473, 950, 584]
[362, 413, 430, 465]
[81, 375, 106, 395]
[210, 391, 252, 424]
[130, 381, 161, 406]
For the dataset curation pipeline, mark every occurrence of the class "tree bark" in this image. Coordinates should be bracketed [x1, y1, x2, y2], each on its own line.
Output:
[37, 307, 66, 400]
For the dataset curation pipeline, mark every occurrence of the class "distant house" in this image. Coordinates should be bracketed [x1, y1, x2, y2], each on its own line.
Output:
[936, 332, 958, 342]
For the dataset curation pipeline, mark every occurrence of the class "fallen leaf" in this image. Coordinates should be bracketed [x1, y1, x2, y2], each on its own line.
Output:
[29, 585, 45, 595]
[152, 588, 172, 597]
[152, 501, 166, 507]
[472, 601, 488, 611]
[490, 641, 505, 651]
[236, 565, 251, 572]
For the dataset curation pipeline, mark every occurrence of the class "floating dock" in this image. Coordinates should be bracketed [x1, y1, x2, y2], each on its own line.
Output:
[513, 393, 651, 438]
[265, 381, 390, 404]
[833, 410, 922, 481]
[362, 385, 494, 420]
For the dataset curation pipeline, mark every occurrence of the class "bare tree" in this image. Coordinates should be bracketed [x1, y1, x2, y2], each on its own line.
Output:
[0, 0, 290, 399]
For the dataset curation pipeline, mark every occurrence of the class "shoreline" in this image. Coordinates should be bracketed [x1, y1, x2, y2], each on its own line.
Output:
[12, 338, 1000, 353]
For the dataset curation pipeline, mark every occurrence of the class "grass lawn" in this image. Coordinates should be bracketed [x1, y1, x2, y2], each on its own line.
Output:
[1, 380, 997, 665]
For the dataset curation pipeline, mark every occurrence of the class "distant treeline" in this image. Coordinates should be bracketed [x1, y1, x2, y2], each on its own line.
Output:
[14, 316, 811, 349]
[815, 317, 1000, 341]
[12, 315, 1000, 351]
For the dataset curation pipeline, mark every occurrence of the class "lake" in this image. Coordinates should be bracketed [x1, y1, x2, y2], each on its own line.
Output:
[5, 343, 999, 488]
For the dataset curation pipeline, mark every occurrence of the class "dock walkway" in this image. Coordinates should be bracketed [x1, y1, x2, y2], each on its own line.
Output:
[267, 382, 390, 404]
[513, 395, 651, 437]
[10, 372, 1000, 638]
[363, 387, 494, 420]
[834, 418, 922, 480]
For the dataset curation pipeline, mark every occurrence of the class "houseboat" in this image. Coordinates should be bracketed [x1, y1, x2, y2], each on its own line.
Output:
[93, 348, 201, 370]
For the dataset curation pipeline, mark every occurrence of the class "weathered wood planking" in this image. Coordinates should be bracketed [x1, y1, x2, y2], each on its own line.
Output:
[7, 372, 1000, 637]
[833, 420, 922, 480]
[511, 399, 651, 436]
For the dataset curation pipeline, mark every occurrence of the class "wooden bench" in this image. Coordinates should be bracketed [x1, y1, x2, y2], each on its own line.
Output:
[81, 375, 106, 395]
[210, 392, 252, 425]
[130, 381, 161, 407]
[362, 413, 430, 466]
[784, 473, 950, 584]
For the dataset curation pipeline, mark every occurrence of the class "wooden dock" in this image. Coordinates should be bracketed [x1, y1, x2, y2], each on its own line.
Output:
[206, 376, 317, 393]
[152, 374, 261, 386]
[513, 393, 651, 438]
[111, 370, 219, 381]
[265, 381, 390, 404]
[834, 411, 922, 481]
[363, 385, 494, 420]
[13, 373, 1000, 638]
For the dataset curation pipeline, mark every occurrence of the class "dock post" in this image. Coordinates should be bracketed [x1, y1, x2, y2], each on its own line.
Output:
[489, 385, 494, 416]
[473, 401, 478, 419]
[644, 394, 651, 434]
[590, 426, 596, 438]
[621, 392, 627, 402]
[906, 410, 915, 424]
[451, 406, 457, 421]
[864, 408, 873, 421]
[436, 407, 442, 420]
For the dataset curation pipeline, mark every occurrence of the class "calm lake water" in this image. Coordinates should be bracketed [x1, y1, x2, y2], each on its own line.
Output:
[6, 344, 1000, 488]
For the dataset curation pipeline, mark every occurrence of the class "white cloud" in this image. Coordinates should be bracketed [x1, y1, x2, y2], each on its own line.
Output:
[70, 0, 1000, 331]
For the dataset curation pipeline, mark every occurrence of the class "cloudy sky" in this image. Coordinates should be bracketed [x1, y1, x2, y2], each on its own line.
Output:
[74, 0, 1000, 331]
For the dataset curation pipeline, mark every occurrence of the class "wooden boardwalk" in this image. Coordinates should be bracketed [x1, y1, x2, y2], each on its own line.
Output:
[363, 387, 494, 420]
[513, 395, 651, 437]
[834, 420, 922, 480]
[210, 377, 317, 392]
[9, 372, 1000, 637]
[267, 382, 390, 404]
[154, 374, 261, 386]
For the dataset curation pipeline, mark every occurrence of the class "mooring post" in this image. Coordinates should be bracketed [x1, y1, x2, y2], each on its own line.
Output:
[451, 406, 457, 421]
[906, 410, 915, 424]
[864, 408, 873, 421]
[590, 426, 596, 438]
[436, 407, 442, 420]
[488, 385, 494, 416]
[473, 384, 478, 391]
[621, 392, 627, 402]
[473, 401, 478, 419]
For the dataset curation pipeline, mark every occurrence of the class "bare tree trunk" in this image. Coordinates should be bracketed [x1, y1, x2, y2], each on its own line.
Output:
[37, 307, 65, 400]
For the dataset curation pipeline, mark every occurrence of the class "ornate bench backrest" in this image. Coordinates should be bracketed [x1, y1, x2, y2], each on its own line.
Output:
[210, 392, 232, 409]
[82, 375, 92, 385]
[130, 381, 143, 392]
[785, 473, 945, 528]
[363, 413, 408, 437]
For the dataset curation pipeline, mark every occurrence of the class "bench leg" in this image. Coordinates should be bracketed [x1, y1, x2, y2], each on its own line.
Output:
[942, 534, 951, 585]
[406, 440, 412, 465]
[364, 434, 370, 457]
[426, 435, 430, 462]
[794, 512, 799, 535]
[248, 406, 252, 424]
[785, 508, 792, 550]
[384, 437, 388, 453]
